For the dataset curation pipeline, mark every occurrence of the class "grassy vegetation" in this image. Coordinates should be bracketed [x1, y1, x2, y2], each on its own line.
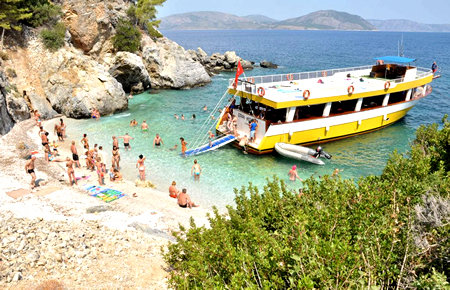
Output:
[40, 22, 65, 51]
[164, 116, 449, 288]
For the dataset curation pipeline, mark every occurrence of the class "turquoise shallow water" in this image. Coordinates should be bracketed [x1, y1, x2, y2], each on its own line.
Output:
[66, 30, 450, 208]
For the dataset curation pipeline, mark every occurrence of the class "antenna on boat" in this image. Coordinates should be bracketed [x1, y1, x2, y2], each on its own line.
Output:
[398, 34, 404, 57]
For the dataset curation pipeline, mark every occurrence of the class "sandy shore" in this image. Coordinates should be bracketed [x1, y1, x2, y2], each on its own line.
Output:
[0, 117, 216, 287]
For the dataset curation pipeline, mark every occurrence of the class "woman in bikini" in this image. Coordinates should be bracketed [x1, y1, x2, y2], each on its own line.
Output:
[112, 146, 120, 170]
[95, 157, 104, 185]
[136, 154, 146, 181]
[66, 157, 77, 186]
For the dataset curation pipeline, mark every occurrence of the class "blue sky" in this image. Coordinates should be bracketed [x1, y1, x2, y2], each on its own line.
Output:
[157, 0, 450, 24]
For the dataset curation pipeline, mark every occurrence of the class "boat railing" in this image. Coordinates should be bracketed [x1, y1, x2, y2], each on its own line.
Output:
[229, 66, 434, 92]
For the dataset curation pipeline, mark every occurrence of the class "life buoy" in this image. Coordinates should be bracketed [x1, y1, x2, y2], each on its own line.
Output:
[248, 77, 255, 84]
[347, 85, 355, 95]
[303, 90, 310, 100]
[257, 87, 265, 97]
[322, 71, 327, 77]
[286, 74, 294, 81]
[384, 81, 391, 90]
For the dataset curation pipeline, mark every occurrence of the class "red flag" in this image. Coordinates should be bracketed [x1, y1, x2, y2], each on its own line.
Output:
[233, 60, 244, 88]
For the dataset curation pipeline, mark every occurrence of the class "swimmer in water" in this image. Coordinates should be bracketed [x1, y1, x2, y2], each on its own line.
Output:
[141, 120, 149, 133]
[288, 165, 303, 182]
[153, 133, 164, 148]
[181, 114, 185, 121]
[203, 105, 207, 111]
[174, 114, 179, 120]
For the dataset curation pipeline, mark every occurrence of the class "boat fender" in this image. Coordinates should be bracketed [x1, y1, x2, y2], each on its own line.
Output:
[257, 87, 265, 97]
[286, 74, 294, 81]
[303, 90, 310, 100]
[384, 81, 391, 90]
[348, 85, 355, 95]
[322, 71, 327, 77]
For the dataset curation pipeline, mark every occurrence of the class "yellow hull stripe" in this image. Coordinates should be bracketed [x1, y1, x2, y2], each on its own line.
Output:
[256, 107, 412, 151]
[229, 75, 433, 109]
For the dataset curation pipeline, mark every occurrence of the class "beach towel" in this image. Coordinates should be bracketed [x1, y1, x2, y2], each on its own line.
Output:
[84, 185, 125, 203]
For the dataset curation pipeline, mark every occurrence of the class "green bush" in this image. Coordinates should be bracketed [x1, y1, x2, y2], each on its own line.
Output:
[40, 22, 65, 51]
[0, 51, 9, 61]
[112, 18, 142, 53]
[147, 25, 162, 38]
[6, 67, 17, 78]
[164, 116, 449, 289]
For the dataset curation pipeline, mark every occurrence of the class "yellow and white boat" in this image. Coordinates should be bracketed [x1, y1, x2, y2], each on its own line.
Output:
[216, 56, 434, 154]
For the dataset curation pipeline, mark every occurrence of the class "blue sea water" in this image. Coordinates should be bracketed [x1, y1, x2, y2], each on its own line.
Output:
[66, 30, 450, 208]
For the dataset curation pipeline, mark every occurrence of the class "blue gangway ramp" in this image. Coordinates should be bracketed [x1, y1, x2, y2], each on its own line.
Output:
[183, 135, 236, 157]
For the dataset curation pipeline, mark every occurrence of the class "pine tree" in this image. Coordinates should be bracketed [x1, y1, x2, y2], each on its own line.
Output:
[0, 0, 32, 49]
[129, 0, 166, 37]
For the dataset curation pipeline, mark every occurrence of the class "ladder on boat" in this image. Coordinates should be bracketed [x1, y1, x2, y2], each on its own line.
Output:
[184, 89, 237, 157]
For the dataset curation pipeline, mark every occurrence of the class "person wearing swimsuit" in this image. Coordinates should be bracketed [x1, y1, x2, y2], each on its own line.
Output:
[81, 134, 89, 150]
[66, 158, 77, 186]
[153, 134, 163, 147]
[180, 137, 187, 156]
[112, 146, 120, 170]
[136, 154, 146, 181]
[191, 159, 202, 181]
[25, 156, 37, 189]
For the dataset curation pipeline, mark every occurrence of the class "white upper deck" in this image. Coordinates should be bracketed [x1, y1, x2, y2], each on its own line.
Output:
[230, 65, 433, 106]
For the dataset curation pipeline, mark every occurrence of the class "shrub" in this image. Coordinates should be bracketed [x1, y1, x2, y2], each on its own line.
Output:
[164, 117, 449, 288]
[40, 22, 65, 51]
[112, 18, 141, 53]
[6, 67, 17, 78]
[147, 25, 162, 38]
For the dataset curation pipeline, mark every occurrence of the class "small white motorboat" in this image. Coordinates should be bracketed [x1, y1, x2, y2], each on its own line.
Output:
[275, 143, 331, 165]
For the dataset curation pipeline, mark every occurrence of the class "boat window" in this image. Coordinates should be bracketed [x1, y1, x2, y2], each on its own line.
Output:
[370, 64, 407, 79]
[293, 104, 325, 120]
[266, 108, 286, 123]
[330, 99, 358, 115]
[362, 94, 385, 109]
[388, 91, 406, 105]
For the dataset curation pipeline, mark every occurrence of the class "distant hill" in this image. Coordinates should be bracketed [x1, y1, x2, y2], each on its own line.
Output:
[369, 19, 450, 32]
[159, 10, 376, 31]
[158, 11, 270, 30]
[244, 14, 278, 24]
[276, 10, 375, 30]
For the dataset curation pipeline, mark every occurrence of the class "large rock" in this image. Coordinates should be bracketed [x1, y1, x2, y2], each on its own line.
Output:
[28, 92, 58, 120]
[108, 52, 151, 94]
[260, 60, 278, 69]
[142, 36, 211, 89]
[62, 0, 128, 55]
[26, 39, 127, 118]
[6, 94, 30, 122]
[0, 71, 15, 135]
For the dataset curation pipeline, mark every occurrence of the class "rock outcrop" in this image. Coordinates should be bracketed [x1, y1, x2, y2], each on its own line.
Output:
[142, 36, 211, 89]
[62, 0, 128, 56]
[0, 71, 15, 135]
[107, 52, 151, 94]
[21, 37, 127, 118]
[188, 48, 254, 75]
[260, 60, 278, 69]
[6, 94, 31, 122]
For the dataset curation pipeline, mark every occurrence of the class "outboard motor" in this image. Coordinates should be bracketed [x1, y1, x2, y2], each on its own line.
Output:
[315, 146, 332, 159]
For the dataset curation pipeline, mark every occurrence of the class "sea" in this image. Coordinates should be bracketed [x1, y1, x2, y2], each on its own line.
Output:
[66, 30, 450, 208]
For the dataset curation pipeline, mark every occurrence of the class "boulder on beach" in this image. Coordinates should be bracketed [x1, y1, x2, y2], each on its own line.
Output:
[260, 60, 278, 69]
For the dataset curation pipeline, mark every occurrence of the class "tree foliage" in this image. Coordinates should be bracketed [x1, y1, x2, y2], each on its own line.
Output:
[164, 116, 449, 289]
[127, 0, 165, 37]
[0, 0, 32, 32]
[112, 18, 142, 53]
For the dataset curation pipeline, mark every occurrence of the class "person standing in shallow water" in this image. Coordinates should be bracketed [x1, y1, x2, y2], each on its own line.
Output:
[141, 120, 149, 133]
[288, 165, 303, 182]
[191, 159, 202, 181]
[180, 137, 187, 156]
[153, 133, 163, 148]
[71, 141, 80, 168]
[136, 154, 146, 181]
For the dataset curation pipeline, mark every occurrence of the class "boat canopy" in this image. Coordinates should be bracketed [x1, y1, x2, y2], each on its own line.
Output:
[374, 56, 416, 63]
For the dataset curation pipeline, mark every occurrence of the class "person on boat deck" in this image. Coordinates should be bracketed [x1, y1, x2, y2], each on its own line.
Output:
[249, 119, 258, 143]
[288, 165, 303, 182]
[431, 61, 438, 73]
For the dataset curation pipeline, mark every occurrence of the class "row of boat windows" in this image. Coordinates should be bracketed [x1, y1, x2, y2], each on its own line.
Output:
[238, 90, 409, 123]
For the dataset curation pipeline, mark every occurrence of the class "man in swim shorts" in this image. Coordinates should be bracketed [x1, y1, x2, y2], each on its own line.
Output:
[191, 159, 202, 181]
[81, 134, 89, 150]
[177, 188, 198, 209]
[71, 140, 80, 168]
[153, 133, 163, 147]
[141, 120, 149, 133]
[25, 156, 37, 189]
[119, 133, 134, 150]
[54, 122, 64, 142]
[41, 131, 49, 147]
